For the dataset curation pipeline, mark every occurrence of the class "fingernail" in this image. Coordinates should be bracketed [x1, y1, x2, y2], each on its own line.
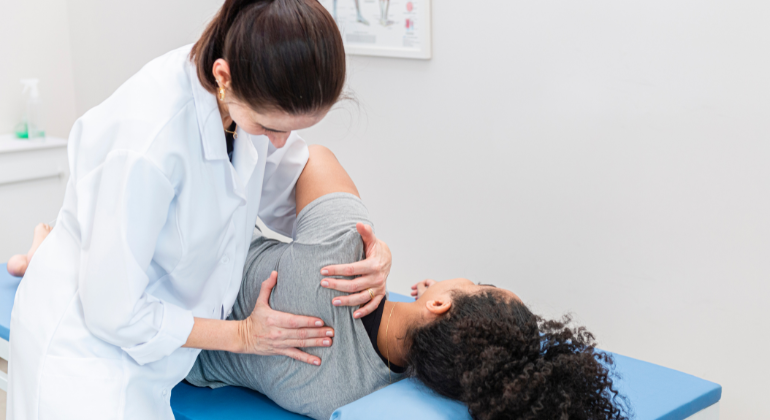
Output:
[321, 281, 329, 287]
[326, 331, 334, 337]
[323, 340, 330, 345]
[315, 321, 323, 327]
[314, 360, 320, 366]
[333, 300, 342, 306]
[353, 312, 360, 319]
[321, 269, 329, 275]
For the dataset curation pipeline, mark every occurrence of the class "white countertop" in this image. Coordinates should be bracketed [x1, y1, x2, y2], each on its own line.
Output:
[0, 134, 68, 154]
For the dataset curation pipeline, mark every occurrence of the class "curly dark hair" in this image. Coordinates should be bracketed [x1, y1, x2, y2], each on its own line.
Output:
[405, 290, 630, 420]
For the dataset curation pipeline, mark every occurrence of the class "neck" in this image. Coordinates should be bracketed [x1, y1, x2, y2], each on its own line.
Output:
[217, 99, 233, 130]
[377, 300, 419, 368]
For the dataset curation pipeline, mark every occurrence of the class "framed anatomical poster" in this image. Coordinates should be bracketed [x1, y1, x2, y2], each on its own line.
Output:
[318, 0, 432, 59]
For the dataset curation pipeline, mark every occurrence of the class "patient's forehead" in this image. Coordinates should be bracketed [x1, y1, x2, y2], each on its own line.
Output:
[474, 283, 521, 302]
[502, 289, 522, 302]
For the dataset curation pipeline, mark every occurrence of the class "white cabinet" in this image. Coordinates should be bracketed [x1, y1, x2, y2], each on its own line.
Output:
[0, 134, 69, 262]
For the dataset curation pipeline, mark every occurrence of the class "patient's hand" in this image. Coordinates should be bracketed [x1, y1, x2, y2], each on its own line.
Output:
[411, 279, 437, 300]
[239, 271, 335, 366]
[319, 223, 392, 319]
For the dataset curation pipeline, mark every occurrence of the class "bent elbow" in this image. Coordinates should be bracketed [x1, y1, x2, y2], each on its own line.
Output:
[80, 296, 135, 348]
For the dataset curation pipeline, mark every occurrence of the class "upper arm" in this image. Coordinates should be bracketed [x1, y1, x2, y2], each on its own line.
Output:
[77, 151, 176, 342]
[295, 145, 359, 215]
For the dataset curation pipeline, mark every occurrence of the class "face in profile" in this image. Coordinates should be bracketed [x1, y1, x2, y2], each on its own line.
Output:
[227, 103, 328, 149]
[411, 277, 522, 324]
[212, 58, 330, 149]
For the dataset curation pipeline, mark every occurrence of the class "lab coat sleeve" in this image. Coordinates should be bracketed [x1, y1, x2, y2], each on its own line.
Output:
[78, 150, 194, 365]
[258, 132, 310, 238]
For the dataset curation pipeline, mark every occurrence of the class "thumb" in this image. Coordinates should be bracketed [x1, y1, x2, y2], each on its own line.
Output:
[256, 271, 278, 307]
[356, 223, 377, 250]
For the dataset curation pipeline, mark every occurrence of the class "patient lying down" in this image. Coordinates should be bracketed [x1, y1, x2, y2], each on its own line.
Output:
[12, 146, 628, 420]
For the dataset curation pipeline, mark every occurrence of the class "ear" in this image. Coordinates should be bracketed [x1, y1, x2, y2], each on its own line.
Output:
[212, 59, 232, 88]
[425, 298, 452, 316]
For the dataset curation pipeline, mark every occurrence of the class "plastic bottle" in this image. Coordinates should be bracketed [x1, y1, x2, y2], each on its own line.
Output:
[15, 79, 45, 139]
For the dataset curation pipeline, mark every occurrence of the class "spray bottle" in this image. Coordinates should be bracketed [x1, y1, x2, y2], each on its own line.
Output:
[15, 79, 45, 139]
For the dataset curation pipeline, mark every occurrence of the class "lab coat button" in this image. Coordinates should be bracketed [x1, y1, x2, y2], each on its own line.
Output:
[162, 389, 168, 396]
[221, 256, 230, 264]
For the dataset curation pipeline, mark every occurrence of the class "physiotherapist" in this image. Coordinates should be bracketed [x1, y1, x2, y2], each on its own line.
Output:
[7, 0, 392, 419]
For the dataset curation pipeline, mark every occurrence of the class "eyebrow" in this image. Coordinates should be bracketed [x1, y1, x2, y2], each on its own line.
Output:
[259, 123, 287, 134]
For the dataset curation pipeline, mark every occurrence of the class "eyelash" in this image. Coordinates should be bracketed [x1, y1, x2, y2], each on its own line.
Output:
[260, 125, 283, 134]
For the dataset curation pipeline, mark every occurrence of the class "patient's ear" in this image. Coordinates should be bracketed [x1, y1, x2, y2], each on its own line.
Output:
[425, 298, 452, 316]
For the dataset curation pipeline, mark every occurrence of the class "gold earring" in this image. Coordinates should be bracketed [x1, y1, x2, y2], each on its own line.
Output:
[217, 80, 225, 101]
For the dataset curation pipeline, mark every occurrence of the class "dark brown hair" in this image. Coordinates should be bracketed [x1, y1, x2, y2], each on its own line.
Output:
[406, 290, 630, 420]
[190, 0, 346, 114]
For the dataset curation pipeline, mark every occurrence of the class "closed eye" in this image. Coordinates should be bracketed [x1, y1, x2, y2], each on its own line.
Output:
[261, 124, 287, 134]
[477, 282, 497, 288]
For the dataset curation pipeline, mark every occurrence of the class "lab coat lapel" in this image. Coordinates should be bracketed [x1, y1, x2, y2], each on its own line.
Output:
[232, 129, 260, 199]
[186, 59, 245, 203]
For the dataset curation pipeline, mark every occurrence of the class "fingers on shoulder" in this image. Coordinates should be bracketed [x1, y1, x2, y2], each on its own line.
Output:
[281, 348, 321, 366]
[354, 295, 383, 319]
[274, 311, 325, 328]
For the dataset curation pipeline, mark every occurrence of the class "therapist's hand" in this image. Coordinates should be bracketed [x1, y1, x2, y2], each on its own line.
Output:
[239, 271, 334, 366]
[319, 223, 391, 319]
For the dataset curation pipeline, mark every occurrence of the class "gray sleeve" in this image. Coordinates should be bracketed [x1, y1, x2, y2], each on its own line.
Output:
[293, 193, 373, 245]
[185, 352, 230, 389]
[186, 192, 384, 420]
[228, 236, 287, 322]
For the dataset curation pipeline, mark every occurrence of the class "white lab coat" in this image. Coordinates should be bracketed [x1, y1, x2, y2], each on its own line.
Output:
[7, 45, 309, 420]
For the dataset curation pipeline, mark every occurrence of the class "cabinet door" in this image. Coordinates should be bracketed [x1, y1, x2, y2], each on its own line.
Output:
[0, 144, 69, 262]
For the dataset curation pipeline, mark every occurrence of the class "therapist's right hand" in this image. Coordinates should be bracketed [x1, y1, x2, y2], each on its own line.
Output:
[238, 271, 334, 366]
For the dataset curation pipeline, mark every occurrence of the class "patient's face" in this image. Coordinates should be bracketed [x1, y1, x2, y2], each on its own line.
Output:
[417, 278, 520, 304]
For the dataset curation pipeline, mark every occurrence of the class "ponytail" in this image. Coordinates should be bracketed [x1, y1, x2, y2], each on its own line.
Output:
[191, 0, 346, 114]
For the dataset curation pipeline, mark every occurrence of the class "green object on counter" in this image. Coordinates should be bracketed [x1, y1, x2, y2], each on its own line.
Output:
[14, 122, 44, 139]
[15, 122, 28, 139]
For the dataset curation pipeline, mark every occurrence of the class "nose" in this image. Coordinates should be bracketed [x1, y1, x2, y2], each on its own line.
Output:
[268, 132, 290, 149]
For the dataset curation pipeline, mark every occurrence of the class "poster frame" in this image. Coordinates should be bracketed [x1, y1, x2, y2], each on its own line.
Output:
[334, 0, 432, 60]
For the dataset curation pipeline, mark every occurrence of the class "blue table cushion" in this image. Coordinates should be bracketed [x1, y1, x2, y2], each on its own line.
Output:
[172, 381, 311, 420]
[332, 352, 721, 420]
[0, 263, 22, 342]
[0, 263, 721, 419]
[606, 353, 721, 420]
[332, 378, 470, 420]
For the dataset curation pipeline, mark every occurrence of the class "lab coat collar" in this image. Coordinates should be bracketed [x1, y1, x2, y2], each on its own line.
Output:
[186, 58, 260, 199]
[186, 59, 229, 161]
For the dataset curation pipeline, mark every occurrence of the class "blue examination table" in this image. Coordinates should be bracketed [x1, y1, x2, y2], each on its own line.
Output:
[0, 263, 721, 419]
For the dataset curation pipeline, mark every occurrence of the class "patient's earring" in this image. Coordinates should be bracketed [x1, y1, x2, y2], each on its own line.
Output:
[217, 80, 226, 101]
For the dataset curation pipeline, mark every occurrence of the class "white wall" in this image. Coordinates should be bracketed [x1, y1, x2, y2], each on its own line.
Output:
[300, 1, 770, 418]
[4, 0, 769, 418]
[0, 0, 77, 264]
[0, 0, 77, 137]
[66, 0, 223, 116]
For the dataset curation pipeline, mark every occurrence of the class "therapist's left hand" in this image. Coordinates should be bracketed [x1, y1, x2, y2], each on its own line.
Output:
[320, 223, 391, 319]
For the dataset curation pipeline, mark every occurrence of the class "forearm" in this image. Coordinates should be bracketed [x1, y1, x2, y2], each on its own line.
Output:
[183, 317, 244, 353]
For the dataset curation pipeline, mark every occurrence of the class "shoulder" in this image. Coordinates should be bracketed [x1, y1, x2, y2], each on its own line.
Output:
[293, 193, 371, 245]
[74, 45, 197, 150]
[69, 45, 201, 182]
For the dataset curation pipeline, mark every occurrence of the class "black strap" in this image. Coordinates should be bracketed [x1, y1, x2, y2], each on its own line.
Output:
[225, 121, 236, 163]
